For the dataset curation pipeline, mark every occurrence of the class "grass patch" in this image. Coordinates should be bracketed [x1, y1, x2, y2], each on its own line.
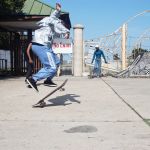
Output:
[143, 119, 150, 126]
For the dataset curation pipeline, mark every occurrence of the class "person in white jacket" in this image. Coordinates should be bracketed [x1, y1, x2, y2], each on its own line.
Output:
[27, 3, 70, 92]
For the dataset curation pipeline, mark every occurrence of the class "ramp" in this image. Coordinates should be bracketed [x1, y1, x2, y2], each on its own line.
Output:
[116, 52, 150, 78]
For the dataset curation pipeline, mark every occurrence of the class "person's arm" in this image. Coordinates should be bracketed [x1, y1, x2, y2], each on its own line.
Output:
[50, 3, 70, 38]
[37, 4, 61, 27]
[54, 24, 70, 38]
[26, 43, 33, 63]
[56, 3, 61, 11]
[101, 50, 107, 63]
[49, 3, 61, 20]
[91, 52, 96, 63]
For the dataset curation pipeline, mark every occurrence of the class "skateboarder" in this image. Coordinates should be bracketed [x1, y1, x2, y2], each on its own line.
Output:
[27, 3, 70, 92]
[91, 45, 107, 77]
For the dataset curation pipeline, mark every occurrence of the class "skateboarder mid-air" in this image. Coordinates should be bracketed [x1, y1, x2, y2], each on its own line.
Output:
[26, 3, 70, 92]
[91, 45, 107, 77]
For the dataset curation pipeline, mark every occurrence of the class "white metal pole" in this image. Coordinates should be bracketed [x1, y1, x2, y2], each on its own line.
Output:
[121, 23, 127, 70]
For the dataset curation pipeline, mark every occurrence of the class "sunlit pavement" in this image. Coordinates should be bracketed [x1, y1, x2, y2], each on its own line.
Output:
[0, 76, 150, 150]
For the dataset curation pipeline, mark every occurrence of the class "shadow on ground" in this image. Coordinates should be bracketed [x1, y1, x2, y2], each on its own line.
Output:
[64, 125, 98, 133]
[41, 94, 81, 107]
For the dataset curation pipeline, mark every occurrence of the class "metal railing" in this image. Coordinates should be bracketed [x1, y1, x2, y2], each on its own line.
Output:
[0, 59, 7, 70]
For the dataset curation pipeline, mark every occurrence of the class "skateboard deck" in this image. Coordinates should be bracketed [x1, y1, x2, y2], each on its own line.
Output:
[32, 79, 68, 108]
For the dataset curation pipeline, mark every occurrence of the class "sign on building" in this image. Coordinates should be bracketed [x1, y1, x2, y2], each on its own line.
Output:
[52, 38, 72, 54]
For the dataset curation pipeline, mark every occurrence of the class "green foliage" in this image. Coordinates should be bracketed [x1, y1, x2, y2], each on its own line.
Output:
[0, 0, 26, 49]
[0, 0, 26, 15]
[132, 48, 148, 59]
[0, 32, 10, 49]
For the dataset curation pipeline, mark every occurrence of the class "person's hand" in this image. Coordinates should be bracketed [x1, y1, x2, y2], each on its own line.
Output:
[29, 59, 33, 64]
[56, 3, 61, 11]
[64, 32, 70, 39]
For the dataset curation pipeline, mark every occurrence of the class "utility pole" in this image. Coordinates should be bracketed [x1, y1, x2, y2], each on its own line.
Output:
[121, 23, 127, 70]
[73, 24, 84, 76]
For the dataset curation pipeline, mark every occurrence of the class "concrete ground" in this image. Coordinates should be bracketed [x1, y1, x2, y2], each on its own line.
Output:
[0, 76, 150, 150]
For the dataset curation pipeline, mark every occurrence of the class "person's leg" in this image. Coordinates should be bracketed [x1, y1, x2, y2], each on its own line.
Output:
[25, 54, 31, 83]
[27, 45, 57, 91]
[97, 61, 101, 77]
[26, 62, 34, 79]
[99, 61, 102, 77]
[31, 45, 57, 81]
[94, 60, 98, 77]
[25, 62, 34, 87]
[44, 53, 60, 86]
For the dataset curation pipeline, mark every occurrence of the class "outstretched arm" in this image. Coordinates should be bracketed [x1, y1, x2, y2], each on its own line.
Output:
[56, 3, 61, 11]
[50, 3, 61, 20]
[26, 43, 33, 63]
[50, 3, 70, 38]
[101, 51, 107, 63]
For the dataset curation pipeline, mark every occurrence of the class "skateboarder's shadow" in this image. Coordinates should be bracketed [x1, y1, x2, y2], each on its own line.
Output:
[45, 94, 80, 107]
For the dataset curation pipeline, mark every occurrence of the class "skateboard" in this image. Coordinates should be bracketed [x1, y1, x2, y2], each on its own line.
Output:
[32, 79, 68, 108]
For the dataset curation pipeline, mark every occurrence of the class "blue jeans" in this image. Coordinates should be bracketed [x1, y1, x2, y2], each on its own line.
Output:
[32, 44, 60, 81]
[93, 59, 101, 76]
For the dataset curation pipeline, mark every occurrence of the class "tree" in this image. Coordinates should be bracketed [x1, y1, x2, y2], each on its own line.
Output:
[0, 0, 26, 15]
[0, 0, 26, 49]
[0, 32, 10, 49]
[132, 47, 148, 59]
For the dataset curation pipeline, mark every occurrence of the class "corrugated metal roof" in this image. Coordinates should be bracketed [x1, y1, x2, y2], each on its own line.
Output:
[0, 0, 71, 31]
[22, 0, 67, 15]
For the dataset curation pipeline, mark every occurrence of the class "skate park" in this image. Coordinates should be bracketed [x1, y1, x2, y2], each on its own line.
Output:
[0, 76, 150, 149]
[1, 0, 150, 150]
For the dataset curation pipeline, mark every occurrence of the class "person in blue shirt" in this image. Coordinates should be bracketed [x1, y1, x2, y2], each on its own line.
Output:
[91, 45, 107, 77]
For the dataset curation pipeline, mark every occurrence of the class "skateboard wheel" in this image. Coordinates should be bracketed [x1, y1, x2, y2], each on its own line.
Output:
[39, 102, 46, 108]
[60, 88, 65, 91]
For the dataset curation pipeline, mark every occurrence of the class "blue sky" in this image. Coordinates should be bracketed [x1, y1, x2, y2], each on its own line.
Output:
[42, 0, 150, 40]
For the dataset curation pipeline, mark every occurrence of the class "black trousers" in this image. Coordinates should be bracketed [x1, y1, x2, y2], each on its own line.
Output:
[26, 62, 34, 79]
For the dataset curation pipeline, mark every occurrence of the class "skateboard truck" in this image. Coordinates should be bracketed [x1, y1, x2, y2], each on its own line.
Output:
[32, 79, 68, 108]
[60, 87, 65, 91]
[33, 101, 46, 108]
